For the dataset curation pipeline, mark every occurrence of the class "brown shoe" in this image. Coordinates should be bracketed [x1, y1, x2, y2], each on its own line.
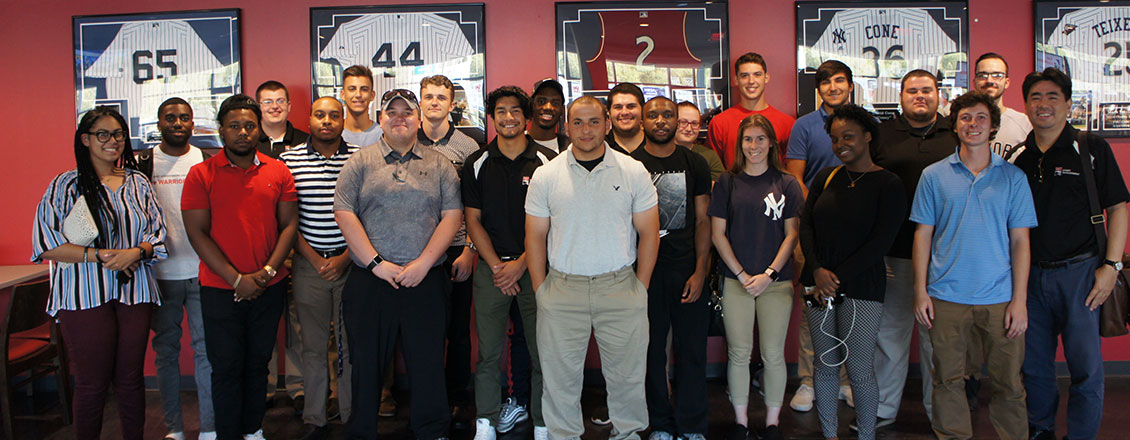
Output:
[379, 388, 397, 417]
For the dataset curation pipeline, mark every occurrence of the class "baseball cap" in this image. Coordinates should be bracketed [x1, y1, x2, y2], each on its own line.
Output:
[532, 78, 564, 96]
[380, 89, 420, 112]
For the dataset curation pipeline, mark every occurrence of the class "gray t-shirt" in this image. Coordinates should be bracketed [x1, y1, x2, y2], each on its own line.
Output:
[334, 137, 462, 266]
[525, 145, 658, 276]
[342, 120, 384, 148]
[993, 107, 1032, 159]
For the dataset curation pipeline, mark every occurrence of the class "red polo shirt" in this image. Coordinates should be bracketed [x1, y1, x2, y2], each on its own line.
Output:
[706, 104, 795, 168]
[181, 150, 297, 289]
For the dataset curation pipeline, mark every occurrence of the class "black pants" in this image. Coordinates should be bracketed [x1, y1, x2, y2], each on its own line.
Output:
[444, 246, 473, 404]
[343, 265, 451, 440]
[644, 262, 709, 435]
[200, 281, 286, 440]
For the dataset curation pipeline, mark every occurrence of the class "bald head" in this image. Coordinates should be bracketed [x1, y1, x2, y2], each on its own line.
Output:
[566, 96, 611, 154]
[567, 95, 608, 118]
[310, 96, 345, 142]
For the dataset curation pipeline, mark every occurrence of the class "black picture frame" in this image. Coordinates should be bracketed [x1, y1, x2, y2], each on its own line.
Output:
[555, 1, 730, 117]
[311, 4, 486, 142]
[73, 9, 242, 149]
[796, 2, 969, 120]
[1036, 1, 1130, 137]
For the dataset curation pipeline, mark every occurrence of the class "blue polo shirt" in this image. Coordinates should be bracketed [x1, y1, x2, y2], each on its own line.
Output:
[909, 148, 1037, 305]
[787, 106, 842, 187]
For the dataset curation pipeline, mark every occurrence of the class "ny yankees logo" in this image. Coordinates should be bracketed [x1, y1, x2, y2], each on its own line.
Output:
[832, 28, 847, 44]
[764, 193, 785, 220]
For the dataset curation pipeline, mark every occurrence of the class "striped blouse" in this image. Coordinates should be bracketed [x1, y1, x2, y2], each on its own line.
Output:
[279, 142, 360, 251]
[32, 169, 168, 316]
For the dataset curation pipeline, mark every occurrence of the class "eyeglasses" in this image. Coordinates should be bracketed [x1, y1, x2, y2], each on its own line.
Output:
[975, 72, 1006, 80]
[88, 130, 126, 142]
[677, 120, 701, 128]
[259, 98, 288, 107]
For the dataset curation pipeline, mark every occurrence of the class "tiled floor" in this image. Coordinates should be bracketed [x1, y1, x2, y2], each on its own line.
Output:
[15, 376, 1124, 439]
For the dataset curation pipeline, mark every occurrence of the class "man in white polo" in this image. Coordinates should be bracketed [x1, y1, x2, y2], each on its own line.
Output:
[525, 96, 660, 440]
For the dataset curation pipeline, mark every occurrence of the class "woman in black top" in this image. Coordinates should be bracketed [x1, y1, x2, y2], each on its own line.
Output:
[799, 104, 905, 440]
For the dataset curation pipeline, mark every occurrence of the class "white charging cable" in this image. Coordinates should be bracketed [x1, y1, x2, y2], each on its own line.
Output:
[818, 295, 857, 367]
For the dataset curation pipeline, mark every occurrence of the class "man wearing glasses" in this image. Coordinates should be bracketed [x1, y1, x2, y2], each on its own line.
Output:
[972, 53, 1032, 159]
[335, 89, 462, 440]
[252, 80, 309, 416]
[257, 80, 309, 158]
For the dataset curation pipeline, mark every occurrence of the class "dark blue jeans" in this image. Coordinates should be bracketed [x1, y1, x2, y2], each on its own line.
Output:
[1024, 258, 1104, 440]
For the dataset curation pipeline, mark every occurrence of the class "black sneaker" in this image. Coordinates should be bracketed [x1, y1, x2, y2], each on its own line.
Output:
[759, 425, 783, 440]
[727, 424, 749, 440]
[965, 377, 981, 411]
[1028, 428, 1055, 440]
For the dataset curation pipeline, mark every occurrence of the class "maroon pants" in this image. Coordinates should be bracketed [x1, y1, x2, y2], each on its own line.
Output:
[57, 300, 152, 440]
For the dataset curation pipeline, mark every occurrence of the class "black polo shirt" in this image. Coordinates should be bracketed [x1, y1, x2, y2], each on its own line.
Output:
[607, 133, 644, 154]
[460, 135, 557, 257]
[1011, 125, 1129, 262]
[257, 121, 309, 159]
[871, 113, 958, 259]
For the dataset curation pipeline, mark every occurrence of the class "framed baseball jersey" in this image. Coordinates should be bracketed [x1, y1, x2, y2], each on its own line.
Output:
[73, 9, 242, 149]
[1036, 1, 1130, 136]
[311, 4, 486, 141]
[556, 2, 729, 116]
[796, 2, 969, 119]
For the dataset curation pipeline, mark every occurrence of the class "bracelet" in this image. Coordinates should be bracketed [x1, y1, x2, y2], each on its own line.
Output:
[737, 270, 748, 278]
[232, 274, 243, 290]
[95, 249, 105, 265]
[83, 246, 90, 263]
[135, 246, 146, 259]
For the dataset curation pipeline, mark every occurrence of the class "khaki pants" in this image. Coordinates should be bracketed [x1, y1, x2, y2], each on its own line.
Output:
[538, 266, 648, 440]
[929, 298, 1027, 440]
[721, 279, 792, 407]
[291, 254, 352, 426]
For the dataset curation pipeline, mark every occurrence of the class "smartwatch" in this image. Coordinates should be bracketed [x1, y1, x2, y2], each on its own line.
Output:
[1104, 259, 1124, 271]
[367, 254, 384, 270]
[764, 267, 780, 281]
[263, 265, 278, 278]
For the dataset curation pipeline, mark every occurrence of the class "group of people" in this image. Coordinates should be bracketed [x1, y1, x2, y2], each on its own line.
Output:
[31, 50, 1122, 440]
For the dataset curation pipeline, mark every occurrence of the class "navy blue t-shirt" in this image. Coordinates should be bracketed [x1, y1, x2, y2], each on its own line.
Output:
[707, 168, 803, 280]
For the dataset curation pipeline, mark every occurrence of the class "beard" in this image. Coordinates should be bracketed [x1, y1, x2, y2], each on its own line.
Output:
[644, 129, 674, 145]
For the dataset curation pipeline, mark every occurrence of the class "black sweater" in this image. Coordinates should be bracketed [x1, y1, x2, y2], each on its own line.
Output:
[799, 166, 906, 302]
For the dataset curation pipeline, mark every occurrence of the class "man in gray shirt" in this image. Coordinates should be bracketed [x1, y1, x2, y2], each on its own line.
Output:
[334, 89, 462, 440]
[525, 96, 660, 440]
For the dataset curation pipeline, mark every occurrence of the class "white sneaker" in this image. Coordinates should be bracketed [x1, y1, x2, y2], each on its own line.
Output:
[789, 384, 814, 412]
[198, 432, 217, 440]
[163, 432, 186, 440]
[648, 431, 674, 440]
[839, 384, 855, 408]
[496, 398, 528, 433]
[243, 429, 266, 440]
[473, 418, 497, 440]
[534, 426, 549, 440]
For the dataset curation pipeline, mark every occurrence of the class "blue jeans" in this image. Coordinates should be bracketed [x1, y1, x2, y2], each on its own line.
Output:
[1025, 258, 1104, 440]
[152, 278, 214, 433]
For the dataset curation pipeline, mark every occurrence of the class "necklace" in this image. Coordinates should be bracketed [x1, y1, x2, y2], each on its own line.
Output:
[844, 169, 866, 188]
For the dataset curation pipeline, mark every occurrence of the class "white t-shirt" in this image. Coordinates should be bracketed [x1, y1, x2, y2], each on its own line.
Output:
[151, 145, 205, 280]
[531, 136, 561, 153]
[992, 107, 1033, 158]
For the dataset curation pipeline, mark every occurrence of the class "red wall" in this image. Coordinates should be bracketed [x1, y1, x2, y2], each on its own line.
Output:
[3, 0, 1129, 371]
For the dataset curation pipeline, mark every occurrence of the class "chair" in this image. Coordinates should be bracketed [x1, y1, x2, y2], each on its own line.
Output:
[0, 280, 71, 439]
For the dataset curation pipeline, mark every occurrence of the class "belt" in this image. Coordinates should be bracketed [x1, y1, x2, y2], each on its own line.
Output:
[1035, 251, 1098, 270]
[315, 246, 348, 259]
[499, 255, 521, 262]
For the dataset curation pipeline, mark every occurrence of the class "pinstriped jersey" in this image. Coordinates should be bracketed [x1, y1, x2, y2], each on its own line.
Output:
[810, 8, 957, 104]
[1045, 7, 1130, 96]
[85, 21, 225, 121]
[319, 13, 475, 96]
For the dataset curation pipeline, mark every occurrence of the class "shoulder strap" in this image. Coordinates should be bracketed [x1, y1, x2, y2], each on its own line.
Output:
[136, 149, 153, 180]
[1076, 131, 1108, 254]
[823, 165, 844, 191]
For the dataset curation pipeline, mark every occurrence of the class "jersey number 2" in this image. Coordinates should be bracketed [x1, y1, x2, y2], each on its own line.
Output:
[372, 42, 424, 68]
[635, 36, 655, 67]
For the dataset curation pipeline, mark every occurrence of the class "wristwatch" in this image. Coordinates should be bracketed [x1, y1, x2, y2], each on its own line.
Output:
[764, 267, 780, 281]
[367, 254, 384, 270]
[1104, 259, 1124, 271]
[263, 265, 277, 278]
